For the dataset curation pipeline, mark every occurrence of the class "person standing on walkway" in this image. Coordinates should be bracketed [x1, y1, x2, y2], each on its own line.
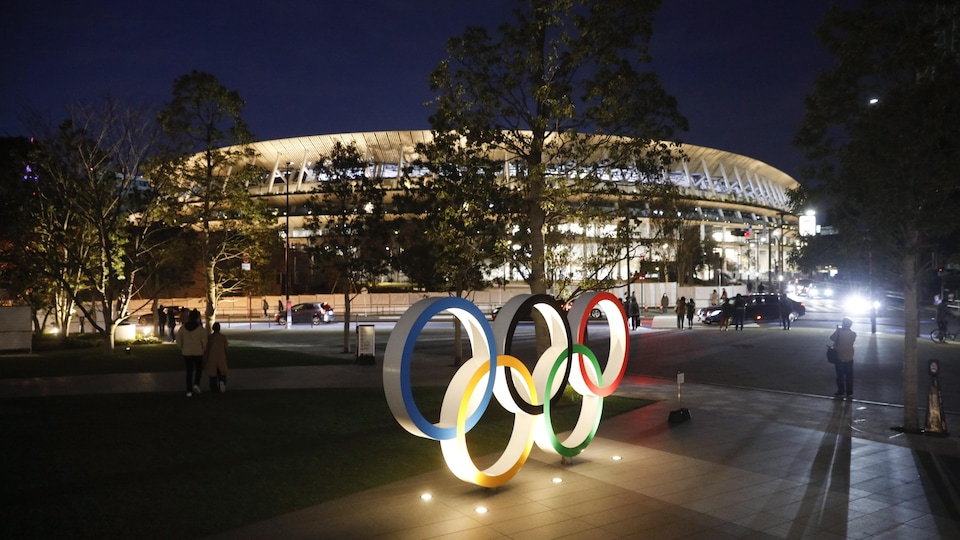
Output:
[660, 293, 669, 314]
[686, 297, 695, 329]
[675, 296, 686, 329]
[779, 294, 793, 330]
[733, 293, 746, 331]
[205, 322, 229, 393]
[709, 289, 718, 307]
[262, 298, 269, 318]
[629, 295, 640, 330]
[158, 306, 167, 341]
[177, 309, 207, 397]
[829, 317, 857, 398]
[721, 288, 728, 302]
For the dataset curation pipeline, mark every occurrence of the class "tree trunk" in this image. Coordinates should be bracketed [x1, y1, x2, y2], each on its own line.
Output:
[901, 249, 921, 432]
[204, 258, 217, 330]
[342, 289, 351, 353]
[102, 322, 117, 356]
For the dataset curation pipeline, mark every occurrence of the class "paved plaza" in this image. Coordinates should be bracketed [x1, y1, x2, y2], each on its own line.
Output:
[3, 319, 960, 538]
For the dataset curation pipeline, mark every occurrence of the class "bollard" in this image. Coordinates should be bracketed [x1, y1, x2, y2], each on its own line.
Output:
[925, 359, 948, 436]
[668, 371, 691, 424]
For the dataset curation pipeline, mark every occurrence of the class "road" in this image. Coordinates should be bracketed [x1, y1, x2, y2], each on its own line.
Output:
[225, 296, 960, 412]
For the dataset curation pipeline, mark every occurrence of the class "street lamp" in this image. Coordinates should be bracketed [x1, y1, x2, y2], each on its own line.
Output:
[283, 165, 292, 328]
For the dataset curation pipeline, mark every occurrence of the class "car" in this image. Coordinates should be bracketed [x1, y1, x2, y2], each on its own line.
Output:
[787, 279, 833, 298]
[275, 302, 335, 325]
[696, 294, 805, 325]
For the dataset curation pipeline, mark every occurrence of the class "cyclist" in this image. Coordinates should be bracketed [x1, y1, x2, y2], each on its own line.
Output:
[937, 300, 952, 333]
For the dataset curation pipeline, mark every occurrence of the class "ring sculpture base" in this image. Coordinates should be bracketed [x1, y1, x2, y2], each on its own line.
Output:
[668, 408, 691, 424]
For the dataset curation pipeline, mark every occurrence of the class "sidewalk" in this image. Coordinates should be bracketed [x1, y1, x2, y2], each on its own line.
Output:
[4, 361, 960, 537]
[196, 373, 960, 539]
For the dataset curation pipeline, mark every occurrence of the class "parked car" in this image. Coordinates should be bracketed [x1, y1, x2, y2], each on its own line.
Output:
[275, 302, 335, 325]
[696, 294, 805, 324]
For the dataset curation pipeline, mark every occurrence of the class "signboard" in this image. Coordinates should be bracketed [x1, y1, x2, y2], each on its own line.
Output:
[356, 324, 376, 365]
[799, 214, 817, 236]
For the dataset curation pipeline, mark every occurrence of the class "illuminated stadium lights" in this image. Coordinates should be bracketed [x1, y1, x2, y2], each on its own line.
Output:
[199, 131, 800, 285]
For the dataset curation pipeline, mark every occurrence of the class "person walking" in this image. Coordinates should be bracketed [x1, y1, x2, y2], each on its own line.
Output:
[205, 322, 229, 393]
[675, 296, 686, 329]
[721, 288, 728, 302]
[733, 293, 746, 331]
[686, 297, 696, 329]
[709, 289, 718, 307]
[660, 293, 669, 314]
[166, 306, 177, 342]
[262, 298, 269, 318]
[629, 295, 641, 330]
[829, 317, 857, 398]
[719, 297, 732, 330]
[176, 309, 207, 397]
[779, 293, 793, 330]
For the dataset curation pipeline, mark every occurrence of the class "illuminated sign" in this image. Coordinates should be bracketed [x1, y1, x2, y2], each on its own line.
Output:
[383, 292, 629, 487]
[799, 214, 817, 236]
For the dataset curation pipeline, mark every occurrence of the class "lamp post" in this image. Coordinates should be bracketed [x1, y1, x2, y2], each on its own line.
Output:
[778, 210, 785, 284]
[623, 217, 632, 302]
[284, 168, 292, 328]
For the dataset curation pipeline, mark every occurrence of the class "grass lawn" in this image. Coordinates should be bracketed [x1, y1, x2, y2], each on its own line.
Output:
[0, 345, 654, 539]
[0, 339, 345, 379]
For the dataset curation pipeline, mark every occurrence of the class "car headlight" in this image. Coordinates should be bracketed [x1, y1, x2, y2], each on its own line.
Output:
[844, 294, 878, 314]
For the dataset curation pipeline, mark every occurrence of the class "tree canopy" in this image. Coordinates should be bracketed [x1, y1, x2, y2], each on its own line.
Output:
[428, 0, 687, 296]
[151, 71, 274, 328]
[796, 0, 960, 431]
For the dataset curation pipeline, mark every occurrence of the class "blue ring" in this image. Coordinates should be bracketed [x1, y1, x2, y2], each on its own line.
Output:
[399, 297, 497, 440]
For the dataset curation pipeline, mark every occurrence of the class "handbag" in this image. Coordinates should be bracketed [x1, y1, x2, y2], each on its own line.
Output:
[826, 346, 838, 364]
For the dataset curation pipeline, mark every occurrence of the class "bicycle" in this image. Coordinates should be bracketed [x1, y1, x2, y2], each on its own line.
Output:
[930, 322, 959, 343]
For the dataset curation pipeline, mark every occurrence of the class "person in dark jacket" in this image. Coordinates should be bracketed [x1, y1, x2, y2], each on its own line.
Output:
[829, 317, 857, 398]
[629, 295, 641, 330]
[158, 306, 167, 341]
[675, 296, 686, 329]
[733, 293, 746, 331]
[719, 298, 733, 330]
[166, 306, 177, 342]
[686, 297, 695, 329]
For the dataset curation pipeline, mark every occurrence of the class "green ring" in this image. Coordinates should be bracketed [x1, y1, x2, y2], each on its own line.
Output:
[542, 343, 603, 457]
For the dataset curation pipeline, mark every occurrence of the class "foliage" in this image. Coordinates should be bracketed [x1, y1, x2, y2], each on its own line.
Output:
[428, 0, 687, 295]
[397, 132, 512, 296]
[306, 141, 390, 351]
[0, 137, 51, 315]
[152, 71, 274, 328]
[795, 0, 960, 431]
[23, 100, 171, 352]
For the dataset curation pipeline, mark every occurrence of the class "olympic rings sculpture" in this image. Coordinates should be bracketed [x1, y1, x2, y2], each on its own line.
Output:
[383, 292, 629, 487]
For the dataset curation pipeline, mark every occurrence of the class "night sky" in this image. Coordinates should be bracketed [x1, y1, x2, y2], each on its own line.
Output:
[1, 0, 832, 180]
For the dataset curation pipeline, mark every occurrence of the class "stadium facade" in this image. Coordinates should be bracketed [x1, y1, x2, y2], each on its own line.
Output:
[224, 130, 800, 294]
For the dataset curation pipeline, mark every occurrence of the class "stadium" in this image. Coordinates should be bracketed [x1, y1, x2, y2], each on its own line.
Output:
[151, 129, 803, 324]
